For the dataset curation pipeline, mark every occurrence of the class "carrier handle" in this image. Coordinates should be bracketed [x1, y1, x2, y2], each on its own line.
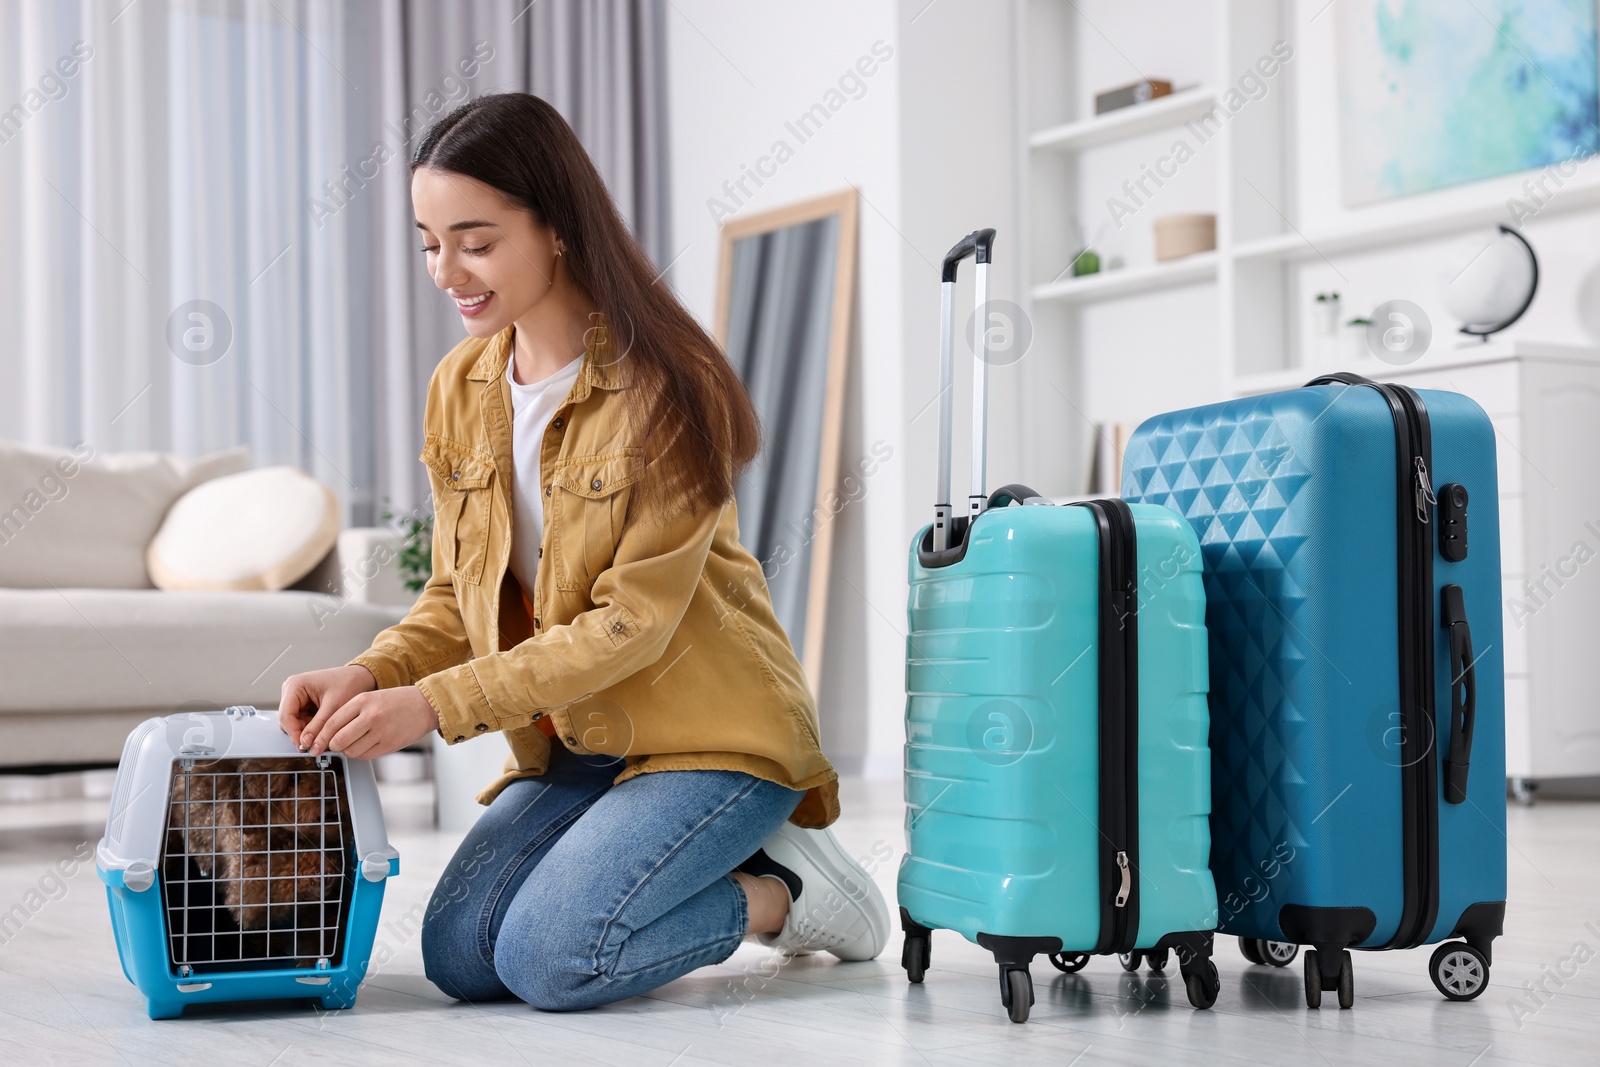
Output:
[929, 227, 998, 557]
[1440, 584, 1477, 804]
[987, 483, 1042, 509]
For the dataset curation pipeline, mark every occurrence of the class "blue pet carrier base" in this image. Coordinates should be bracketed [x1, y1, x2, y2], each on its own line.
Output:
[96, 706, 399, 1020]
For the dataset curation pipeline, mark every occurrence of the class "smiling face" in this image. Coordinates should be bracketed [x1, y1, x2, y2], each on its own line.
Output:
[411, 166, 562, 338]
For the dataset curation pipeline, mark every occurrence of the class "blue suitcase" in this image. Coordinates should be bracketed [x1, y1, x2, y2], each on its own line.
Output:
[1122, 372, 1506, 1008]
[896, 229, 1220, 1024]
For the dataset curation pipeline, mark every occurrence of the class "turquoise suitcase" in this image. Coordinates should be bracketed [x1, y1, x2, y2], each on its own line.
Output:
[896, 229, 1219, 1023]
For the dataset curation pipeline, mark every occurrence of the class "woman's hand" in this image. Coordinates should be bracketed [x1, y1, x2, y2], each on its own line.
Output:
[279, 665, 377, 743]
[298, 685, 443, 761]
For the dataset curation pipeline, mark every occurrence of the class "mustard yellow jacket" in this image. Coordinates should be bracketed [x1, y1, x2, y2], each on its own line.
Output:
[347, 324, 840, 828]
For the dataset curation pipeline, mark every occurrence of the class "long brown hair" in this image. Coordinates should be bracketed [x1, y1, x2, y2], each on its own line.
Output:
[411, 92, 759, 520]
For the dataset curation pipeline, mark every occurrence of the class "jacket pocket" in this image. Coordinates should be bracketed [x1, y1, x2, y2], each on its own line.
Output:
[548, 448, 644, 592]
[420, 436, 494, 585]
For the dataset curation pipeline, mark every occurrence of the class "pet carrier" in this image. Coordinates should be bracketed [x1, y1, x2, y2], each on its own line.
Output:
[96, 705, 400, 1019]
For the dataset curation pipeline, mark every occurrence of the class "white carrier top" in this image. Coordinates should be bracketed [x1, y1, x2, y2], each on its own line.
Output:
[95, 705, 399, 892]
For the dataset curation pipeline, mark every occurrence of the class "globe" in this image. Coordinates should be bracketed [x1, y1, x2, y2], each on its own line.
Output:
[1436, 227, 1538, 335]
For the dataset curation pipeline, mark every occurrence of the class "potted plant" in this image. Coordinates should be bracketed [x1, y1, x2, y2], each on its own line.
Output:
[379, 499, 433, 593]
[1313, 292, 1341, 336]
[1343, 316, 1372, 362]
[1066, 217, 1106, 278]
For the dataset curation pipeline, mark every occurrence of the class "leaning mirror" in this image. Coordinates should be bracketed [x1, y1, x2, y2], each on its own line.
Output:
[713, 189, 858, 700]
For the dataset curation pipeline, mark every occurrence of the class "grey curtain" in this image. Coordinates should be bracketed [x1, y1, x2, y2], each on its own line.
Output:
[0, 0, 667, 533]
[726, 216, 841, 663]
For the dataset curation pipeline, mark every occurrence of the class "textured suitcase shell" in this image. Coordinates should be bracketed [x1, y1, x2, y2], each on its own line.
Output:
[898, 502, 1216, 949]
[1122, 384, 1507, 950]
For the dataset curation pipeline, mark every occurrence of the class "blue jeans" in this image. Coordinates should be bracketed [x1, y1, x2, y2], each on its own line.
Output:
[419, 745, 804, 1011]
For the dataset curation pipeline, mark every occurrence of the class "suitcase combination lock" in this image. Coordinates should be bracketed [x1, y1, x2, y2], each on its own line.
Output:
[1438, 483, 1468, 562]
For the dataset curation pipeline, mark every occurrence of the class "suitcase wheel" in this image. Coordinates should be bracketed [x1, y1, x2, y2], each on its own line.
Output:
[1117, 951, 1144, 972]
[1304, 948, 1355, 1009]
[1262, 940, 1299, 967]
[1429, 941, 1489, 1002]
[1183, 958, 1220, 1010]
[1242, 937, 1299, 967]
[901, 931, 930, 985]
[998, 966, 1034, 1024]
[1048, 952, 1090, 973]
[1145, 948, 1170, 973]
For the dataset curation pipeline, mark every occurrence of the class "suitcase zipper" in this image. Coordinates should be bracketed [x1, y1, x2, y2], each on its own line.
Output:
[1324, 380, 1440, 950]
[1076, 498, 1141, 955]
[1388, 384, 1441, 950]
[1414, 456, 1437, 524]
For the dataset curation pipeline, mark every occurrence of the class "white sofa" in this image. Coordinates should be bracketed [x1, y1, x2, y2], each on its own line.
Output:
[0, 441, 415, 767]
[0, 526, 414, 766]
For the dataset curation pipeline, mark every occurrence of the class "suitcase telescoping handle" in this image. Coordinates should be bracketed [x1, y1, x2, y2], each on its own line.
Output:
[1440, 584, 1477, 804]
[931, 228, 997, 552]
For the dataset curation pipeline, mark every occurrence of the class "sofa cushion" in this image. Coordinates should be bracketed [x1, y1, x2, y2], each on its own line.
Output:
[0, 587, 408, 717]
[0, 441, 252, 589]
[147, 466, 341, 591]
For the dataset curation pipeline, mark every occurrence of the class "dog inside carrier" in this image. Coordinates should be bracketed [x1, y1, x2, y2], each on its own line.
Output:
[98, 706, 398, 1019]
[163, 755, 356, 975]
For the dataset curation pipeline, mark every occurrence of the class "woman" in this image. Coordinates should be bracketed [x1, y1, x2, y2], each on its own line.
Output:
[277, 93, 888, 1011]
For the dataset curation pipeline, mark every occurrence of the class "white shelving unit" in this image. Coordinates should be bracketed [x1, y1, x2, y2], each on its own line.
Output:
[1029, 86, 1219, 152]
[1011, 0, 1600, 484]
[1232, 180, 1600, 264]
[1030, 251, 1218, 305]
[1012, 0, 1287, 488]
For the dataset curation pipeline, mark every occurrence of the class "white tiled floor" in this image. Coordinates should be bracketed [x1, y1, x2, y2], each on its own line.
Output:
[2, 774, 1597, 1066]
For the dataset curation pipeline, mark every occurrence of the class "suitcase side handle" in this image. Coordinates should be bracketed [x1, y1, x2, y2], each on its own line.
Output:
[1305, 371, 1376, 388]
[929, 228, 999, 556]
[1440, 584, 1477, 804]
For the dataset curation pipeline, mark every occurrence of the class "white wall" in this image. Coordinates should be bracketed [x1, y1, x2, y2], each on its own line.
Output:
[665, 0, 1019, 777]
[892, 1, 1025, 775]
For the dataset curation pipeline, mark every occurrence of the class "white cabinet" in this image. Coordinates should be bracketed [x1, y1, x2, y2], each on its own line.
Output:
[1355, 342, 1600, 796]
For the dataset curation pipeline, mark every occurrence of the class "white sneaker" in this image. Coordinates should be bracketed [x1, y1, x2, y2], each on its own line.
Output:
[742, 822, 890, 962]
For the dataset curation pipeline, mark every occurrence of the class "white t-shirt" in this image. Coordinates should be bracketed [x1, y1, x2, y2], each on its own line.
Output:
[506, 350, 585, 601]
